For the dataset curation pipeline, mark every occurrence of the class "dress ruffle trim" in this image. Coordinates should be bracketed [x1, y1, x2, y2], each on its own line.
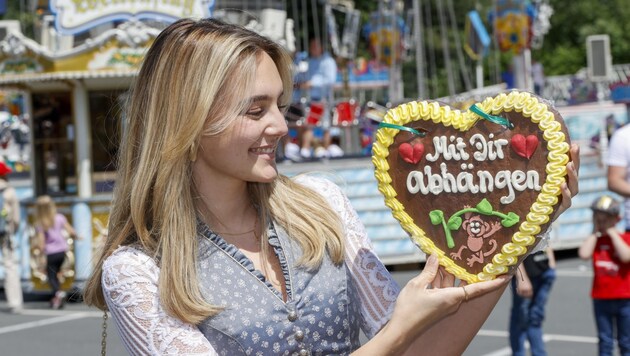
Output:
[196, 218, 293, 301]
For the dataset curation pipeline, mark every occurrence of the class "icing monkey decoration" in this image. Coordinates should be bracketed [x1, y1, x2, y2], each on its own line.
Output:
[450, 212, 500, 267]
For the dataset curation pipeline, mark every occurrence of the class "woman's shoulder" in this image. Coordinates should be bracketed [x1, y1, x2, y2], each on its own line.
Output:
[102, 245, 159, 280]
[292, 174, 345, 198]
[292, 174, 350, 216]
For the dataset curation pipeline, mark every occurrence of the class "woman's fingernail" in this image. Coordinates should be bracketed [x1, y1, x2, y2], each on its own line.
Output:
[427, 254, 438, 265]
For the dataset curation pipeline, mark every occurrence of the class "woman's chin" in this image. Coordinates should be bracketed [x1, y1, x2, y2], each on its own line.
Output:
[251, 167, 279, 183]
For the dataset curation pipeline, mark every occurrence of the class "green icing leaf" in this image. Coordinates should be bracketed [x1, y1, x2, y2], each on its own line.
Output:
[445, 230, 455, 249]
[447, 216, 463, 230]
[502, 212, 520, 227]
[476, 199, 493, 214]
[429, 210, 444, 225]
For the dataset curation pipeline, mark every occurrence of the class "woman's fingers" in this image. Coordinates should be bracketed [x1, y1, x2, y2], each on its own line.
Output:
[461, 275, 511, 301]
[437, 266, 455, 288]
[569, 143, 580, 175]
[556, 165, 577, 215]
[554, 144, 580, 219]
[415, 254, 439, 289]
[421, 256, 457, 289]
[414, 256, 509, 303]
[565, 144, 580, 198]
[566, 162, 579, 197]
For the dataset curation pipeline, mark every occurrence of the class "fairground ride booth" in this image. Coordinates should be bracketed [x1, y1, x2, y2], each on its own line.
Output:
[0, 10, 180, 293]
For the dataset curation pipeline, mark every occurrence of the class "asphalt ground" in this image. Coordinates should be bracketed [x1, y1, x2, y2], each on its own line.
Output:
[0, 249, 602, 355]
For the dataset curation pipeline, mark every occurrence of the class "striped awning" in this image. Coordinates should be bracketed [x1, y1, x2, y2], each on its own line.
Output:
[0, 69, 138, 91]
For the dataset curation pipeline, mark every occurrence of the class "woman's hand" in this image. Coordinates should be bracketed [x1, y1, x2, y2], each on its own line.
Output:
[554, 143, 580, 220]
[385, 255, 509, 347]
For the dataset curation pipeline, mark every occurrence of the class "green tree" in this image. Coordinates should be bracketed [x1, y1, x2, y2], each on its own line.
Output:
[536, 0, 630, 75]
[1, 0, 36, 38]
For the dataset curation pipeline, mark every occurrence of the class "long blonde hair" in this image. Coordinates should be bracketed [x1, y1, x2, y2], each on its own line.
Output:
[83, 18, 344, 324]
[35, 195, 57, 231]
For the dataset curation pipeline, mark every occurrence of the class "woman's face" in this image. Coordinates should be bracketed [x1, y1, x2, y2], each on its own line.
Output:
[193, 52, 288, 186]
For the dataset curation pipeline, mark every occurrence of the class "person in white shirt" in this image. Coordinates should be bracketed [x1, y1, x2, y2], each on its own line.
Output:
[607, 124, 630, 230]
[294, 38, 338, 158]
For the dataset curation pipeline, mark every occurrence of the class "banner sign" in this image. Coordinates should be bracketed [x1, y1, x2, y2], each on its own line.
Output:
[0, 58, 42, 74]
[51, 0, 215, 35]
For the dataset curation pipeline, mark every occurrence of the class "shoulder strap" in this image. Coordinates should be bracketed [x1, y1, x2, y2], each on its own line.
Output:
[101, 310, 108, 355]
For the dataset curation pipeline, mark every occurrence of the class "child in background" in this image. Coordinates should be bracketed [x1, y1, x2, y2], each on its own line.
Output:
[579, 195, 630, 356]
[34, 195, 79, 309]
[509, 247, 556, 356]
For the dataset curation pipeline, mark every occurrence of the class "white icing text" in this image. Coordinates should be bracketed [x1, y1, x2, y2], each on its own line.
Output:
[406, 134, 541, 204]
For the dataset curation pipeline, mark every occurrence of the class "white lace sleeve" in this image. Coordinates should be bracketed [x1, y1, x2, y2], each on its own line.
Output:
[294, 175, 401, 339]
[102, 246, 216, 355]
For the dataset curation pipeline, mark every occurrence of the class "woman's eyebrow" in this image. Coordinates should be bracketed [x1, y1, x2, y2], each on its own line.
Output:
[248, 95, 272, 103]
[245, 90, 285, 104]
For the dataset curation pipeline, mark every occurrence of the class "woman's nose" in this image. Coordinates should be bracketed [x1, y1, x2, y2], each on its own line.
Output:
[267, 106, 288, 137]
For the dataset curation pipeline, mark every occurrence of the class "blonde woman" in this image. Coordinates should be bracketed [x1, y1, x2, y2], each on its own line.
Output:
[83, 18, 579, 355]
[34, 195, 78, 309]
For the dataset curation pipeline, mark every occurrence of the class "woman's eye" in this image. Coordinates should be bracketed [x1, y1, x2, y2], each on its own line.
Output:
[246, 108, 265, 118]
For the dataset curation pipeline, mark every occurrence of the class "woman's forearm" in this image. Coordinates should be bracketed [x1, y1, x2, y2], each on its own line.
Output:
[353, 284, 508, 356]
[402, 283, 508, 355]
[352, 322, 414, 356]
[353, 256, 508, 356]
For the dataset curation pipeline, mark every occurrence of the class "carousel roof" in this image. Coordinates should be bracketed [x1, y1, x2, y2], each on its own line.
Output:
[0, 69, 138, 91]
[0, 20, 157, 90]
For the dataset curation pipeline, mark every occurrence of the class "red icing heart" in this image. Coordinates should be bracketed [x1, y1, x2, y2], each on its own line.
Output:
[398, 142, 424, 164]
[511, 134, 539, 159]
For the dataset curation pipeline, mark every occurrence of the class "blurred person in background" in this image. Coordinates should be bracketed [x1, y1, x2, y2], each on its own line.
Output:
[0, 160, 22, 313]
[509, 247, 556, 356]
[34, 195, 79, 309]
[294, 37, 337, 158]
[607, 123, 630, 230]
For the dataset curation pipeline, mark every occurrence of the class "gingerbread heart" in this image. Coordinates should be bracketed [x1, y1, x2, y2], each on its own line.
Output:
[372, 91, 571, 283]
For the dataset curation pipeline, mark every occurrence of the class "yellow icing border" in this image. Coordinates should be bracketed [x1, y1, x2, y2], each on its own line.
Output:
[372, 91, 570, 283]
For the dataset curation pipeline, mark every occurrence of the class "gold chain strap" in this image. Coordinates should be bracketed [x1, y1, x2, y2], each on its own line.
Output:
[101, 310, 108, 356]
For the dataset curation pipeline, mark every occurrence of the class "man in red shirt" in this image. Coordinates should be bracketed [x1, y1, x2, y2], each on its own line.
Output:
[579, 195, 630, 356]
